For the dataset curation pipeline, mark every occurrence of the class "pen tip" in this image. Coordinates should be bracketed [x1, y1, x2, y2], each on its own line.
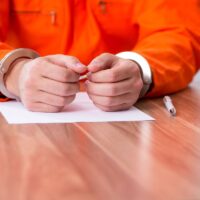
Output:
[170, 108, 176, 116]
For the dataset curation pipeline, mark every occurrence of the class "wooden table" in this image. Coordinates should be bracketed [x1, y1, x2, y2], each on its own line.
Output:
[0, 74, 200, 200]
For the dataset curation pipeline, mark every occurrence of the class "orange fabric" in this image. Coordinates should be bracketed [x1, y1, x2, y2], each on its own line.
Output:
[0, 0, 199, 101]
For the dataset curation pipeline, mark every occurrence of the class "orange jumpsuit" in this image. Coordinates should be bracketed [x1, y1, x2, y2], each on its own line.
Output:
[0, 0, 199, 101]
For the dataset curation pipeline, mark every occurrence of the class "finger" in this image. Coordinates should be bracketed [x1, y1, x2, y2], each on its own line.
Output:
[85, 78, 136, 96]
[88, 93, 136, 107]
[88, 60, 138, 83]
[36, 59, 80, 83]
[45, 55, 87, 74]
[35, 91, 75, 107]
[87, 53, 118, 73]
[38, 77, 80, 96]
[24, 102, 63, 113]
[94, 102, 133, 112]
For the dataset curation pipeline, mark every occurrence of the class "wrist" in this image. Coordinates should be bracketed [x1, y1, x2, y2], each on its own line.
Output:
[5, 58, 30, 99]
[0, 48, 40, 100]
[116, 51, 152, 97]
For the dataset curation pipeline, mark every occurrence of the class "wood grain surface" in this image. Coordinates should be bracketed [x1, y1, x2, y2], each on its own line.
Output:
[0, 73, 200, 200]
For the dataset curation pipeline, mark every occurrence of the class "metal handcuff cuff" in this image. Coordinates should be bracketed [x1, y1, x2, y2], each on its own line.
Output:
[0, 48, 40, 100]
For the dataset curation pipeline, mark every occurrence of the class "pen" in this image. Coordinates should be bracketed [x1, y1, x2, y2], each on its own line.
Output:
[163, 96, 176, 116]
[79, 74, 87, 81]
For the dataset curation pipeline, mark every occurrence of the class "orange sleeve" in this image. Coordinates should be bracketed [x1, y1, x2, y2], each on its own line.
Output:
[132, 0, 200, 97]
[0, 0, 13, 102]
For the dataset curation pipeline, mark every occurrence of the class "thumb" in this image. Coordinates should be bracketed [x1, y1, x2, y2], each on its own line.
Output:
[45, 54, 87, 74]
[87, 53, 117, 73]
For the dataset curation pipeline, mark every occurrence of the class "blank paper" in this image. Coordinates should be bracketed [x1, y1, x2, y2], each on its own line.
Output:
[0, 93, 154, 124]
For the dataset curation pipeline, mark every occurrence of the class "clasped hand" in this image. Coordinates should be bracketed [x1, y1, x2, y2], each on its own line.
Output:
[5, 53, 143, 112]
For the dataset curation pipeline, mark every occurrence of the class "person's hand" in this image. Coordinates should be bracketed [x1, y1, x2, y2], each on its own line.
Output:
[86, 53, 143, 111]
[5, 55, 87, 112]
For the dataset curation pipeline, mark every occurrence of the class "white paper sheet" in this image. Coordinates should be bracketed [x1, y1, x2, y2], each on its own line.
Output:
[0, 93, 154, 124]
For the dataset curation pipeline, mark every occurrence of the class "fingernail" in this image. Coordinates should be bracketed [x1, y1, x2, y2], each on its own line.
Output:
[88, 61, 101, 72]
[76, 63, 86, 70]
[90, 60, 101, 67]
[87, 72, 92, 80]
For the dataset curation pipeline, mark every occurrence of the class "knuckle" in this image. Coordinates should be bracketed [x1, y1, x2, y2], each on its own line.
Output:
[43, 106, 62, 113]
[120, 60, 140, 75]
[109, 85, 118, 96]
[58, 97, 67, 106]
[60, 84, 79, 95]
[34, 57, 45, 65]
[50, 107, 63, 113]
[125, 60, 135, 69]
[67, 95, 76, 104]
[132, 64, 141, 75]
[120, 59, 129, 65]
[61, 85, 69, 95]
[109, 69, 118, 82]
[105, 97, 114, 106]
[102, 106, 113, 112]
[35, 58, 48, 69]
[96, 104, 108, 112]
[122, 105, 132, 111]
[64, 71, 78, 82]
[94, 102, 112, 112]
[62, 71, 70, 81]
[30, 58, 46, 72]
[44, 105, 63, 113]
[40, 59, 48, 66]
[135, 79, 144, 91]
[126, 59, 134, 65]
